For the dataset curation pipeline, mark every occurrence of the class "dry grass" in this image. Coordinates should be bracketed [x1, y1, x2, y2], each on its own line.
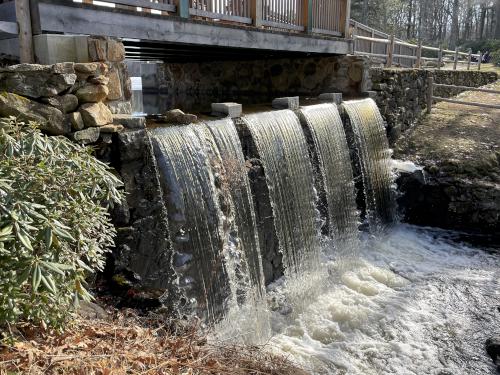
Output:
[0, 308, 308, 375]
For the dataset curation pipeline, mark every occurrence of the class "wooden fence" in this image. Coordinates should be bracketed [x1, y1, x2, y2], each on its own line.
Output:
[426, 77, 500, 113]
[66, 0, 351, 37]
[350, 20, 482, 70]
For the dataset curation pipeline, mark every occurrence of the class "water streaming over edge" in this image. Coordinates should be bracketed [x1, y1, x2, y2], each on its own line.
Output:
[205, 119, 271, 343]
[343, 98, 395, 229]
[241, 110, 325, 315]
[299, 103, 360, 257]
[151, 126, 231, 321]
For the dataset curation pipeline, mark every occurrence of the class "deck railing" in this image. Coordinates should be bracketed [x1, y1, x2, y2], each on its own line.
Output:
[350, 20, 482, 70]
[73, 0, 351, 37]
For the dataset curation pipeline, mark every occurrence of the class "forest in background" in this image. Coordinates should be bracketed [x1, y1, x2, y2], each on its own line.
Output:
[351, 0, 500, 59]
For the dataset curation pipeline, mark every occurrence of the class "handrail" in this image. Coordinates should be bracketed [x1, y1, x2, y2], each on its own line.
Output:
[351, 19, 483, 71]
[75, 0, 351, 38]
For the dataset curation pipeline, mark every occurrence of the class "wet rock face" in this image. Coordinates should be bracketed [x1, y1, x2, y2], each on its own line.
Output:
[486, 337, 500, 365]
[397, 171, 500, 236]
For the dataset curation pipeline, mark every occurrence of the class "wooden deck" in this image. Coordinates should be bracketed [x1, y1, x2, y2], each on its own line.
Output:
[0, 0, 352, 62]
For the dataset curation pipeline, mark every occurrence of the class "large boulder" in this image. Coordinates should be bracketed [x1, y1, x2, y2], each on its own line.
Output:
[0, 92, 68, 135]
[69, 127, 100, 144]
[80, 102, 113, 127]
[75, 83, 109, 103]
[41, 94, 79, 113]
[0, 63, 76, 98]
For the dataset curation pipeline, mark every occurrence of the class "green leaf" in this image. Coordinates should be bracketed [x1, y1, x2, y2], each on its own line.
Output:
[40, 260, 65, 276]
[44, 227, 52, 249]
[32, 264, 41, 292]
[40, 273, 57, 294]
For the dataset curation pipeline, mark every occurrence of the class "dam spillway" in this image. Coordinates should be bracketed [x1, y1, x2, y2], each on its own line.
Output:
[148, 98, 395, 324]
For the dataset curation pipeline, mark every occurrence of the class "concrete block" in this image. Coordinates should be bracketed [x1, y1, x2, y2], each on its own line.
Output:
[318, 93, 343, 104]
[34, 34, 89, 65]
[113, 114, 146, 129]
[211, 102, 242, 118]
[362, 91, 377, 99]
[272, 96, 299, 110]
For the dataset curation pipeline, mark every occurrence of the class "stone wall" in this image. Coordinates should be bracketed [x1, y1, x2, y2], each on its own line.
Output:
[369, 68, 498, 143]
[149, 55, 370, 113]
[0, 36, 135, 146]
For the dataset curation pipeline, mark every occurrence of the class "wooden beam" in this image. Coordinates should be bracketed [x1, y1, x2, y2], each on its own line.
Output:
[178, 0, 189, 18]
[344, 0, 352, 38]
[302, 0, 312, 33]
[15, 0, 34, 63]
[37, 1, 350, 55]
[386, 34, 394, 68]
[251, 0, 262, 27]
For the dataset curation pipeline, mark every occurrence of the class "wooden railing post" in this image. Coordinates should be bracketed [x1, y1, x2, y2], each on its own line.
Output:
[453, 48, 458, 70]
[370, 29, 374, 54]
[344, 0, 352, 38]
[416, 39, 422, 69]
[251, 0, 262, 27]
[302, 0, 313, 33]
[15, 0, 34, 63]
[178, 0, 189, 18]
[386, 34, 394, 68]
[427, 76, 434, 114]
[478, 51, 482, 71]
[437, 46, 443, 70]
[467, 49, 472, 70]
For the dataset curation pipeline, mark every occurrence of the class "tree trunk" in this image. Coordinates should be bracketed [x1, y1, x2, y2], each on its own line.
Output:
[407, 0, 413, 39]
[361, 0, 369, 24]
[479, 4, 486, 39]
[450, 0, 459, 48]
[496, 0, 500, 38]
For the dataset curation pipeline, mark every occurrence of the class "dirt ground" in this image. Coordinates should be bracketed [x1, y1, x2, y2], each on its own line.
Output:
[394, 80, 500, 182]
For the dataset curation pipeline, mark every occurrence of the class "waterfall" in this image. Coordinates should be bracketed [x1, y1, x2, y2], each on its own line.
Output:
[206, 119, 270, 343]
[206, 119, 266, 299]
[342, 98, 395, 229]
[241, 110, 320, 288]
[151, 125, 231, 321]
[298, 103, 359, 255]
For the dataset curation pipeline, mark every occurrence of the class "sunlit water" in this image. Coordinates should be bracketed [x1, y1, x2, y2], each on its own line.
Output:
[265, 224, 500, 374]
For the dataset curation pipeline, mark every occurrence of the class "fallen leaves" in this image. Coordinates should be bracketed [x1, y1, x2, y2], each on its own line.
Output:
[0, 307, 308, 375]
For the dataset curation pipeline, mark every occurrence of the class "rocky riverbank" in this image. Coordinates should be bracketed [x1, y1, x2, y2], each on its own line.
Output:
[395, 80, 500, 237]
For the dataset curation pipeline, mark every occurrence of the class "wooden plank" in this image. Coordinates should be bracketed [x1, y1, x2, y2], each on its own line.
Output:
[37, 1, 350, 54]
[15, 0, 34, 63]
[111, 0, 176, 11]
[250, 0, 262, 27]
[301, 0, 312, 32]
[432, 96, 500, 110]
[189, 8, 252, 23]
[426, 76, 433, 113]
[433, 83, 500, 94]
[385, 34, 394, 67]
[0, 20, 18, 36]
[311, 27, 342, 37]
[261, 18, 305, 31]
[178, 0, 189, 17]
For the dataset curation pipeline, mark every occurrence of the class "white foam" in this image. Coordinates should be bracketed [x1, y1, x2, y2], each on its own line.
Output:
[265, 225, 500, 374]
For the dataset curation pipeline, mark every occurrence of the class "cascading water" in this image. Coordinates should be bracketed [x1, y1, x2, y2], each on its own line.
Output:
[241, 111, 320, 269]
[241, 110, 323, 313]
[146, 99, 497, 374]
[299, 103, 359, 255]
[342, 98, 395, 229]
[205, 119, 270, 343]
[206, 119, 266, 300]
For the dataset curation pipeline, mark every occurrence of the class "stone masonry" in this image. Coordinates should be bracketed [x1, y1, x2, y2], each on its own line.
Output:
[0, 37, 138, 146]
[369, 68, 498, 143]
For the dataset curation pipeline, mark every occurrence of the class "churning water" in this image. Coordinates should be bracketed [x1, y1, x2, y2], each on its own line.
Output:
[267, 225, 500, 374]
[149, 99, 498, 373]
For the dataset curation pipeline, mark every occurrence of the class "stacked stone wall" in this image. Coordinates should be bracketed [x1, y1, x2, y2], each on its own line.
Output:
[0, 37, 136, 147]
[150, 55, 370, 112]
[369, 68, 498, 143]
